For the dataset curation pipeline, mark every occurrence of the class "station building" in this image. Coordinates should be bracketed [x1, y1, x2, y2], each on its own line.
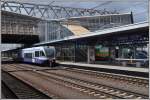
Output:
[36, 13, 149, 67]
[1, 10, 148, 67]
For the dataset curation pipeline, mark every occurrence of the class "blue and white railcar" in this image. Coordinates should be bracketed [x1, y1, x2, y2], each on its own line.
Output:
[21, 46, 55, 67]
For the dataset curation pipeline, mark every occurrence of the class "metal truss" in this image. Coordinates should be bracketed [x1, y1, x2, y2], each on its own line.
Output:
[1, 1, 119, 20]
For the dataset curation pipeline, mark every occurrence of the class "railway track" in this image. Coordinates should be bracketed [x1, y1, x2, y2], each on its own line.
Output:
[64, 68, 149, 87]
[3, 64, 107, 99]
[3, 64, 119, 99]
[2, 70, 51, 99]
[11, 63, 148, 87]
[38, 70, 148, 99]
[27, 71, 120, 99]
[2, 81, 18, 99]
[2, 63, 149, 99]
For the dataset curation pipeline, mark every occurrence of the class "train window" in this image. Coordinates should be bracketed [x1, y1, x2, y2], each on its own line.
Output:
[24, 53, 26, 58]
[24, 53, 32, 58]
[122, 48, 132, 59]
[29, 53, 32, 58]
[40, 51, 45, 56]
[35, 51, 39, 57]
[24, 53, 27, 58]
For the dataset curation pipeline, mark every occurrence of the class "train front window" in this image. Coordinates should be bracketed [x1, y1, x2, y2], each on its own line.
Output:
[44, 48, 55, 58]
[40, 51, 45, 56]
[24, 53, 32, 58]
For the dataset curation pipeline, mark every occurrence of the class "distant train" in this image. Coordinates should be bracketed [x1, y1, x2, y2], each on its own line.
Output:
[95, 46, 149, 67]
[15, 46, 56, 67]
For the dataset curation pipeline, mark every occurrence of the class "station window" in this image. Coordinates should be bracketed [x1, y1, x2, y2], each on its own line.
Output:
[135, 46, 148, 59]
[111, 15, 116, 23]
[103, 17, 107, 24]
[115, 15, 120, 23]
[121, 48, 132, 59]
[24, 53, 32, 58]
[100, 17, 104, 24]
[121, 46, 148, 59]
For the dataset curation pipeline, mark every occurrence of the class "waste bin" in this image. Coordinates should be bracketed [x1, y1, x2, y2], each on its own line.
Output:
[122, 62, 127, 66]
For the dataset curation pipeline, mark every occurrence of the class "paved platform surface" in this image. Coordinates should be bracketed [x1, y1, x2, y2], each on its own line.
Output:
[58, 61, 149, 73]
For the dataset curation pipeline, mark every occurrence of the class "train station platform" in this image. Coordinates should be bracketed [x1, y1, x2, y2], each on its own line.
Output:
[58, 61, 149, 78]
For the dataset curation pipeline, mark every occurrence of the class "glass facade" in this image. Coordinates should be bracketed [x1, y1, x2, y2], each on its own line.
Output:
[120, 46, 148, 59]
[38, 21, 74, 42]
[37, 13, 148, 67]
[56, 43, 75, 62]
[55, 43, 88, 62]
[38, 13, 133, 42]
[94, 30, 149, 67]
[66, 14, 132, 32]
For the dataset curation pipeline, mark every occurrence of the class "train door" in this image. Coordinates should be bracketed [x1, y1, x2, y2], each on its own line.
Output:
[32, 51, 35, 63]
[24, 52, 32, 63]
[34, 51, 43, 64]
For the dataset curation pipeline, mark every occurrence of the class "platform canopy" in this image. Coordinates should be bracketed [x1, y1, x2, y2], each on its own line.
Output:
[34, 22, 148, 46]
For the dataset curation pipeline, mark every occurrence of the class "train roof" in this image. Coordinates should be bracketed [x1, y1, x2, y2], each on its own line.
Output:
[22, 46, 54, 51]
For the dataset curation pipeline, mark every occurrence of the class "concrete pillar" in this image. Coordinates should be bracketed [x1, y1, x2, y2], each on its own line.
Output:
[87, 45, 95, 64]
[33, 26, 35, 35]
[133, 46, 136, 59]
